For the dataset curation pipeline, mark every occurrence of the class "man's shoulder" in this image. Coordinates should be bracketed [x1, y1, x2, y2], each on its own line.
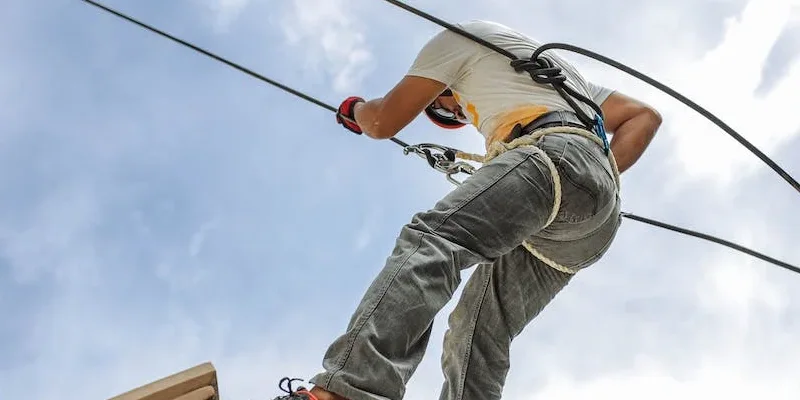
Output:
[453, 20, 537, 46]
[455, 20, 514, 34]
[455, 20, 511, 29]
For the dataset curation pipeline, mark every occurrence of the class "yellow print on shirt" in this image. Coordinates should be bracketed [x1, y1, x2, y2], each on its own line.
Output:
[451, 92, 480, 125]
[452, 92, 550, 147]
[489, 105, 549, 145]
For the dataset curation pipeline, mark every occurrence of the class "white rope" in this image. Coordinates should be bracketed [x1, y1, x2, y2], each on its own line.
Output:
[456, 126, 621, 274]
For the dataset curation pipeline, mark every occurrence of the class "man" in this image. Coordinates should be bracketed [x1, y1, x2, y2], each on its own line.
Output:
[274, 20, 661, 400]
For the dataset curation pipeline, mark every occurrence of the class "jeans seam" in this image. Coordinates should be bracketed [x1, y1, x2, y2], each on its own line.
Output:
[455, 268, 493, 400]
[573, 210, 622, 269]
[324, 230, 426, 389]
[567, 136, 616, 183]
[561, 168, 599, 215]
[436, 151, 539, 233]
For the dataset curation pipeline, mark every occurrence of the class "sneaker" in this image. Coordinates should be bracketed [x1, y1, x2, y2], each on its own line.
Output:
[272, 377, 319, 400]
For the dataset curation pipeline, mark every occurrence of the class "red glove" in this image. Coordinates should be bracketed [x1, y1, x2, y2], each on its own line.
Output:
[336, 96, 365, 134]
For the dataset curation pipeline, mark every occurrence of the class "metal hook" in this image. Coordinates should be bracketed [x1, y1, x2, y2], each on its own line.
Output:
[402, 143, 475, 184]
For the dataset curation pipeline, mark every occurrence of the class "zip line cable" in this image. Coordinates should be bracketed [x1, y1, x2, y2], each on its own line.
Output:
[620, 212, 798, 273]
[381, 0, 800, 196]
[80, 0, 798, 275]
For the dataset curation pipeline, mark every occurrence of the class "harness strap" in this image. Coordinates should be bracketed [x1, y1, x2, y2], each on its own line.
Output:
[511, 110, 587, 139]
[456, 124, 621, 275]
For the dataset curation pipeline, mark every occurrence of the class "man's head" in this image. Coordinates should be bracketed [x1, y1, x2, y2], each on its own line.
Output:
[424, 89, 469, 129]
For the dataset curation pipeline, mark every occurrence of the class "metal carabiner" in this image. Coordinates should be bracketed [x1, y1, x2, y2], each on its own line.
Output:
[402, 142, 474, 185]
[444, 161, 476, 185]
[403, 143, 453, 168]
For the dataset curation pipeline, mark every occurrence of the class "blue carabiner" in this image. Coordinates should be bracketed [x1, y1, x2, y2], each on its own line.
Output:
[594, 115, 610, 155]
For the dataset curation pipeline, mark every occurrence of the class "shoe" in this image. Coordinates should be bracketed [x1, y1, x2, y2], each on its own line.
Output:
[272, 377, 319, 400]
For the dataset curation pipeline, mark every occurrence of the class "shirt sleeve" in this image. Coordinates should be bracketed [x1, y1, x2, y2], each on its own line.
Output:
[586, 80, 616, 105]
[406, 29, 479, 86]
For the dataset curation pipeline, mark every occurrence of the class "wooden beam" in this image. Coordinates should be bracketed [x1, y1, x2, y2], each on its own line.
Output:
[173, 386, 217, 400]
[108, 362, 219, 400]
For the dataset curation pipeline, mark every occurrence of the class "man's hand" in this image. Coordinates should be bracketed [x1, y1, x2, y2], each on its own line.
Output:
[337, 96, 366, 134]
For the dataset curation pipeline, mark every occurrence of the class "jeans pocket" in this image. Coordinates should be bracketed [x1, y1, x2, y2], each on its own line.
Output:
[557, 169, 598, 223]
[571, 205, 622, 270]
[553, 140, 616, 225]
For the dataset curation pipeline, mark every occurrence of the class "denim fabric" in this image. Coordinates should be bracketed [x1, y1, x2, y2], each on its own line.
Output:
[310, 131, 621, 400]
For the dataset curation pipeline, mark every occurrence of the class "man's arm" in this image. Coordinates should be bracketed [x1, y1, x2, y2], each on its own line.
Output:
[345, 28, 474, 139]
[352, 76, 447, 140]
[600, 91, 662, 173]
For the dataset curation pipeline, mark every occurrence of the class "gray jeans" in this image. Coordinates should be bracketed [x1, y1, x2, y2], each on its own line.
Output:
[310, 132, 621, 400]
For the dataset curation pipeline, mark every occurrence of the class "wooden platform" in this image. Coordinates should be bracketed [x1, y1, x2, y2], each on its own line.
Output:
[108, 362, 219, 400]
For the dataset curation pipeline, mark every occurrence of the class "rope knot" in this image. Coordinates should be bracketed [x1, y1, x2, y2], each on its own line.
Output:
[510, 56, 566, 85]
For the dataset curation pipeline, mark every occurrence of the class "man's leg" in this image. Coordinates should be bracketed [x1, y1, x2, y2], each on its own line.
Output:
[436, 133, 622, 400]
[308, 146, 559, 400]
[437, 248, 572, 400]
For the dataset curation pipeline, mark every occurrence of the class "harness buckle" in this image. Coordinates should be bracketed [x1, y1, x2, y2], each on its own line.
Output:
[593, 115, 610, 155]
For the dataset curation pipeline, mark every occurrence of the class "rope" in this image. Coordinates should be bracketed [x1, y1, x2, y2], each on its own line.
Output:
[457, 126, 621, 274]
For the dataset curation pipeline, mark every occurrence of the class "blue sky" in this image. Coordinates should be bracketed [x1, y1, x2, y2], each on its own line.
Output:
[1, 0, 800, 399]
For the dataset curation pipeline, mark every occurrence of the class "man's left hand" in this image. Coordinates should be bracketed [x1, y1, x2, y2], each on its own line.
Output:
[336, 96, 365, 134]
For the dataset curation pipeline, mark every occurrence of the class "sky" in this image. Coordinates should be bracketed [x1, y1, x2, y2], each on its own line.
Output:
[1, 0, 799, 399]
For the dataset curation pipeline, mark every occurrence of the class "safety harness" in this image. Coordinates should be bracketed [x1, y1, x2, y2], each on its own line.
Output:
[476, 124, 621, 274]
[416, 23, 624, 273]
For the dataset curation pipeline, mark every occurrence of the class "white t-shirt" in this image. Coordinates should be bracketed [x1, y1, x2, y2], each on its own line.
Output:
[407, 20, 614, 145]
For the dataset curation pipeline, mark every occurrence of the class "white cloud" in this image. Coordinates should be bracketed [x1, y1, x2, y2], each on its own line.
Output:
[200, 0, 251, 32]
[5, 1, 800, 400]
[660, 0, 800, 186]
[696, 253, 787, 320]
[530, 361, 800, 400]
[189, 218, 219, 257]
[279, 0, 373, 93]
[0, 180, 102, 285]
[353, 206, 381, 253]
